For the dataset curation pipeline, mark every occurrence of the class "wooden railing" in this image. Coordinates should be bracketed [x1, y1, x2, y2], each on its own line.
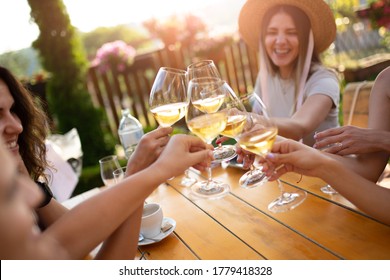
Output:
[86, 38, 259, 138]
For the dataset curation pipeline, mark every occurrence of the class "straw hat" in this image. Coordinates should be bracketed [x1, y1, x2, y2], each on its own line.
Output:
[239, 0, 336, 53]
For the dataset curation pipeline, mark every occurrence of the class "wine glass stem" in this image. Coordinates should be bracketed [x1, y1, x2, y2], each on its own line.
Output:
[204, 167, 214, 190]
[276, 179, 285, 196]
[276, 178, 295, 204]
[247, 163, 255, 175]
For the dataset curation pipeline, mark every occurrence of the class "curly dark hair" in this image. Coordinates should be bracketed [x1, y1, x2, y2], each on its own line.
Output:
[0, 66, 49, 181]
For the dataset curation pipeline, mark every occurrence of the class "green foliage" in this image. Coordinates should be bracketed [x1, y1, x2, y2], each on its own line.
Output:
[329, 0, 360, 17]
[27, 0, 115, 166]
[72, 164, 102, 197]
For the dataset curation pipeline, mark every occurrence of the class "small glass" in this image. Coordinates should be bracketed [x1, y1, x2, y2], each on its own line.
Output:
[113, 166, 127, 183]
[99, 155, 121, 187]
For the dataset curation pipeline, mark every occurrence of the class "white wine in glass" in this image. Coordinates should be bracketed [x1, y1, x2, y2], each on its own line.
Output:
[149, 67, 188, 128]
[237, 93, 274, 188]
[187, 60, 237, 162]
[235, 94, 307, 212]
[182, 60, 224, 187]
[186, 77, 230, 199]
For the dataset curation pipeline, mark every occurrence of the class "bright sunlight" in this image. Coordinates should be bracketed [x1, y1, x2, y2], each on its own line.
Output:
[0, 0, 244, 54]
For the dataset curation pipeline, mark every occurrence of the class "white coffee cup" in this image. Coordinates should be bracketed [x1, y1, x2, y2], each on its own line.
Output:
[140, 203, 163, 238]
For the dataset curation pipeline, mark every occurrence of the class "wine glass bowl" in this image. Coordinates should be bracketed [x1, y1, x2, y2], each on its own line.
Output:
[186, 60, 221, 81]
[236, 116, 278, 156]
[149, 67, 188, 128]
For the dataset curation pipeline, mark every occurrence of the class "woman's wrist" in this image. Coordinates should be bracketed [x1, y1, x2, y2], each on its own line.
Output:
[378, 131, 390, 153]
[315, 156, 342, 183]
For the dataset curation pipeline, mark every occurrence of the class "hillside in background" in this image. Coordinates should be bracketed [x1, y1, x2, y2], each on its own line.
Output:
[0, 48, 43, 78]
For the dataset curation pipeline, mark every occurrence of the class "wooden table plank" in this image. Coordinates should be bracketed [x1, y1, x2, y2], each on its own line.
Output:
[206, 166, 390, 259]
[63, 166, 390, 260]
[281, 172, 359, 212]
[167, 178, 338, 260]
[146, 184, 264, 260]
[138, 233, 198, 260]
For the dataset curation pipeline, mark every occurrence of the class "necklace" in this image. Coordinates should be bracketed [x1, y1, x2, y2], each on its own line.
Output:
[278, 76, 292, 95]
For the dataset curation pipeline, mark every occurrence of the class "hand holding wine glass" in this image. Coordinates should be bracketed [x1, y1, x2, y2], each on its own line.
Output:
[235, 93, 307, 212]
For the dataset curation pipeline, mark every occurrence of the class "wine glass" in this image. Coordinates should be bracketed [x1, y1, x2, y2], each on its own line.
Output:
[186, 77, 230, 199]
[113, 166, 126, 183]
[235, 93, 307, 212]
[99, 155, 121, 187]
[149, 67, 188, 183]
[314, 140, 339, 195]
[187, 60, 237, 163]
[187, 60, 221, 81]
[149, 67, 188, 128]
[237, 93, 273, 188]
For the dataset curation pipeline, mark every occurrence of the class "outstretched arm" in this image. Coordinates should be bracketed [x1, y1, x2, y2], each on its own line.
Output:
[43, 135, 213, 259]
[314, 67, 390, 182]
[274, 94, 334, 144]
[97, 126, 172, 259]
[265, 139, 390, 226]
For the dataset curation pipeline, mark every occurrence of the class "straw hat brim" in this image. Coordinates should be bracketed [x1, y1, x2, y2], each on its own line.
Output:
[239, 0, 336, 53]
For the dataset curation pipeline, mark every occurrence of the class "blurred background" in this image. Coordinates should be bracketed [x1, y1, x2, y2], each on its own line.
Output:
[0, 0, 388, 197]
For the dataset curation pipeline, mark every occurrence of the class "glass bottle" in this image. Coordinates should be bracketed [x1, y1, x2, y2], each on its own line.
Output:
[118, 108, 144, 158]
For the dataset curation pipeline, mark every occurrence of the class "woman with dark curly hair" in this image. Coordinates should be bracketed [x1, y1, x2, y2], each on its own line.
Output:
[0, 65, 214, 259]
[0, 66, 49, 182]
[0, 66, 65, 228]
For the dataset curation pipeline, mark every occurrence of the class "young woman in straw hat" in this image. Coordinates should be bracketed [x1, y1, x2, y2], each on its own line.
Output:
[238, 0, 340, 147]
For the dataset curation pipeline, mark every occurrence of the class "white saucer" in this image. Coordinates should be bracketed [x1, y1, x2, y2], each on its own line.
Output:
[138, 217, 176, 246]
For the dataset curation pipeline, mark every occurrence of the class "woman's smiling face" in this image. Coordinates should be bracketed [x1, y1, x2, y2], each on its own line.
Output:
[264, 11, 299, 77]
[0, 79, 23, 158]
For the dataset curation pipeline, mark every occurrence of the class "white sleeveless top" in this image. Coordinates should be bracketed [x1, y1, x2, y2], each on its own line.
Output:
[254, 66, 340, 146]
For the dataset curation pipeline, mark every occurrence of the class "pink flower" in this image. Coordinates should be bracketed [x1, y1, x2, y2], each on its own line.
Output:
[93, 40, 136, 73]
[357, 0, 390, 29]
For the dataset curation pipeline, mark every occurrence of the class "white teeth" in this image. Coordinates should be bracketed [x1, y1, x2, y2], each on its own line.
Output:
[6, 141, 17, 149]
[275, 49, 289, 54]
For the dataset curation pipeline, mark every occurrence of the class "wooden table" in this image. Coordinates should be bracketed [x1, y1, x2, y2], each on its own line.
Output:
[137, 166, 390, 260]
